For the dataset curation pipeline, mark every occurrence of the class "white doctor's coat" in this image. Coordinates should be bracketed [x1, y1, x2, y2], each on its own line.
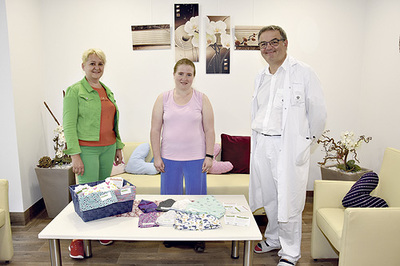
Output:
[249, 56, 327, 222]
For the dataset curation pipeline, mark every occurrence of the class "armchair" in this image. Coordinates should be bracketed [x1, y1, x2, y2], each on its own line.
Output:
[311, 147, 400, 266]
[0, 179, 13, 262]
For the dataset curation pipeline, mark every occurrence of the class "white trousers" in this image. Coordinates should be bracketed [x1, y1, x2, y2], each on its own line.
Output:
[251, 133, 302, 262]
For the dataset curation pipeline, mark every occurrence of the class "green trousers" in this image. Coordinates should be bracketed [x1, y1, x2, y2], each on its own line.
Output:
[78, 143, 116, 184]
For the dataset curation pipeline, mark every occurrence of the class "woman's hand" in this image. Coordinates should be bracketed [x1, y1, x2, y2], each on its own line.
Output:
[202, 157, 213, 173]
[71, 154, 84, 176]
[114, 149, 123, 165]
[153, 157, 165, 173]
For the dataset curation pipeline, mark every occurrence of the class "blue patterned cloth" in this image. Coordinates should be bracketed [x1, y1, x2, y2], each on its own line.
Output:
[342, 172, 389, 208]
[174, 211, 221, 231]
[78, 191, 118, 211]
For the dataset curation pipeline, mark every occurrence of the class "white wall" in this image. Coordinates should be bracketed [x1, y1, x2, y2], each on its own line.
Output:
[360, 0, 400, 171]
[0, 0, 24, 212]
[3, 0, 400, 212]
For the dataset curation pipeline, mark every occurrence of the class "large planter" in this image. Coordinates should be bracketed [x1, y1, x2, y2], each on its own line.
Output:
[320, 164, 372, 181]
[35, 166, 76, 218]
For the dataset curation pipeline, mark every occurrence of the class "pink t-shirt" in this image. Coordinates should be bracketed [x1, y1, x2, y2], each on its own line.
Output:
[161, 89, 205, 161]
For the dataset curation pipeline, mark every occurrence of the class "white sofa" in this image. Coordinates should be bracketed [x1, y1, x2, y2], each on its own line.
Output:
[311, 147, 400, 266]
[114, 142, 259, 211]
[0, 179, 13, 262]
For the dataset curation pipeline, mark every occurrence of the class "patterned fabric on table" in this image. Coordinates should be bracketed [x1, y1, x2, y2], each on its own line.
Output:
[174, 211, 221, 231]
[185, 195, 225, 218]
[138, 212, 161, 228]
[114, 186, 136, 202]
[342, 171, 389, 208]
[115, 200, 161, 217]
[138, 200, 158, 213]
[78, 191, 118, 211]
[170, 199, 193, 211]
[156, 210, 177, 226]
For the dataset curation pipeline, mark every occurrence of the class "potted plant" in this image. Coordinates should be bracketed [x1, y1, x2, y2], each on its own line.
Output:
[35, 102, 75, 218]
[317, 130, 372, 181]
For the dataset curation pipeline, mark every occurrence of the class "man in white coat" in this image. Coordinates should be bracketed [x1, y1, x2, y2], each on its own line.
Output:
[249, 25, 327, 266]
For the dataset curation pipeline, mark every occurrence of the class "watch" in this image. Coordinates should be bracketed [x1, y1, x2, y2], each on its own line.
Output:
[205, 154, 214, 159]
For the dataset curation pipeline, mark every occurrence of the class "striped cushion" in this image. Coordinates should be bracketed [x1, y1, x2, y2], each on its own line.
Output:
[342, 172, 389, 208]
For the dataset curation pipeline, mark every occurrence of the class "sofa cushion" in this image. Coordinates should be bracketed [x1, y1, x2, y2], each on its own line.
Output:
[316, 208, 344, 251]
[342, 172, 389, 208]
[221, 134, 250, 174]
[125, 143, 158, 175]
[209, 143, 233, 174]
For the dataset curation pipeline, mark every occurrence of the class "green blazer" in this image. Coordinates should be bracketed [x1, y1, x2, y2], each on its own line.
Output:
[63, 77, 124, 155]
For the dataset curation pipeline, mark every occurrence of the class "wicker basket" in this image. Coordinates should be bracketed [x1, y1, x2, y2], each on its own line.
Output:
[69, 179, 136, 222]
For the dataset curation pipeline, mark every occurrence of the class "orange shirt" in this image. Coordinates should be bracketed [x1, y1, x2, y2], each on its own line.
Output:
[79, 87, 116, 147]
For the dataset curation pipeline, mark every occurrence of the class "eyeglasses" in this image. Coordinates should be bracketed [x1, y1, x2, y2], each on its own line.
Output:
[258, 38, 285, 49]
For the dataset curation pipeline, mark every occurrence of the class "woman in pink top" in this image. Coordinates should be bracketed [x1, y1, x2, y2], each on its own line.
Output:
[151, 58, 215, 196]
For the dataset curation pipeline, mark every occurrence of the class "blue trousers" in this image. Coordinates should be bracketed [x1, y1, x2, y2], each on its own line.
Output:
[161, 158, 207, 195]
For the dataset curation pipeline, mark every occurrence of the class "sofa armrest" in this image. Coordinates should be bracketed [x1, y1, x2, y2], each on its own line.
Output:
[340, 207, 400, 265]
[0, 180, 8, 212]
[0, 179, 13, 261]
[311, 180, 354, 260]
[313, 180, 355, 210]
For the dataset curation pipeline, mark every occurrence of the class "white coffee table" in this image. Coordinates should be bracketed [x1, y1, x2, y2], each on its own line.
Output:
[38, 194, 262, 266]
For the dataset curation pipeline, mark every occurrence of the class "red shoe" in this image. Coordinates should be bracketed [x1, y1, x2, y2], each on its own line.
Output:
[99, 240, 114, 246]
[254, 240, 280, 254]
[69, 240, 84, 259]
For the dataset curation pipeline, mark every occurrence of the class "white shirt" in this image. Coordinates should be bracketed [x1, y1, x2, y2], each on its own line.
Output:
[251, 59, 288, 135]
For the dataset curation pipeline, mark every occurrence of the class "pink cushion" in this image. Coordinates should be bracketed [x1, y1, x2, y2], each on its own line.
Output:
[209, 143, 233, 174]
[221, 134, 250, 174]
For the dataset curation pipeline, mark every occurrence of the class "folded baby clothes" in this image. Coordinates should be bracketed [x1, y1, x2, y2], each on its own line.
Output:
[78, 190, 118, 211]
[186, 195, 225, 218]
[113, 186, 136, 202]
[138, 200, 158, 213]
[174, 211, 221, 231]
[156, 210, 177, 227]
[156, 199, 176, 212]
[73, 182, 119, 196]
[138, 212, 160, 228]
[105, 176, 124, 189]
[114, 200, 161, 218]
[170, 199, 192, 211]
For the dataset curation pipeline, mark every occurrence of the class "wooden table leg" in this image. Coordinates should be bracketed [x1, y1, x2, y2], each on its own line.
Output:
[48, 239, 62, 266]
[243, 240, 253, 266]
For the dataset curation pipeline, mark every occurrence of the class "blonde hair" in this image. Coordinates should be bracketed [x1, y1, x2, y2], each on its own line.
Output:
[82, 48, 106, 64]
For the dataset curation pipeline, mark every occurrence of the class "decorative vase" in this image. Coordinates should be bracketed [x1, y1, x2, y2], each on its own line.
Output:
[320, 164, 372, 181]
[35, 166, 76, 218]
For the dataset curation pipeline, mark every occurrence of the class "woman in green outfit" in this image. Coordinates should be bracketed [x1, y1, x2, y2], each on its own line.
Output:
[63, 48, 124, 259]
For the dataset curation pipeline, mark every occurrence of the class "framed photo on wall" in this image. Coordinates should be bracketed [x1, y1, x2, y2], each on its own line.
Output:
[174, 3, 199, 62]
[131, 24, 171, 50]
[234, 26, 263, 50]
[205, 16, 231, 74]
